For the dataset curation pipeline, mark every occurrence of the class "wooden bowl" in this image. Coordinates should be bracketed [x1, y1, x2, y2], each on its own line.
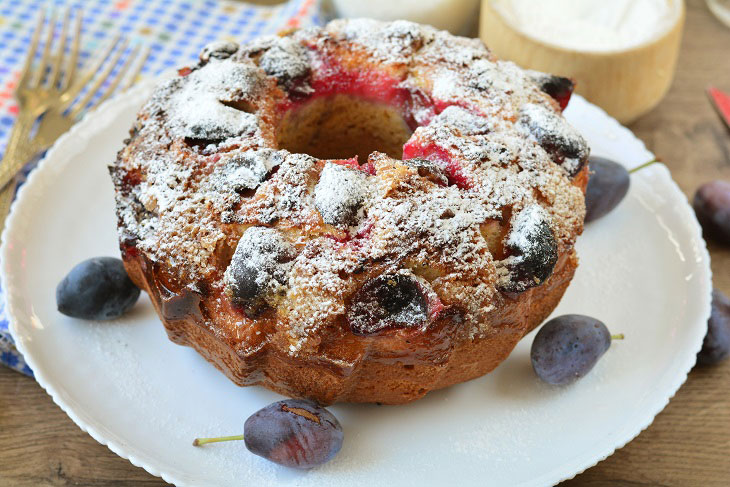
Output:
[479, 0, 685, 124]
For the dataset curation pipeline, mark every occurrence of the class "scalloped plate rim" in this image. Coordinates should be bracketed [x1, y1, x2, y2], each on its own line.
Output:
[1, 78, 712, 487]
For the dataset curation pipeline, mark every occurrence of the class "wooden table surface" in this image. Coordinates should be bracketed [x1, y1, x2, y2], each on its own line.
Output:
[1, 0, 729, 485]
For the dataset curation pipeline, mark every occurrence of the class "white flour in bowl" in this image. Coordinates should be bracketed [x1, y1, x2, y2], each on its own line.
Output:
[492, 0, 680, 52]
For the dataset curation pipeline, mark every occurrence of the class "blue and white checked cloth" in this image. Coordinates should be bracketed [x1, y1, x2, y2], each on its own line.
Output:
[0, 0, 323, 376]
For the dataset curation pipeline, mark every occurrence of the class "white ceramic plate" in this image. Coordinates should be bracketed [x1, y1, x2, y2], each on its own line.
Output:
[3, 78, 712, 487]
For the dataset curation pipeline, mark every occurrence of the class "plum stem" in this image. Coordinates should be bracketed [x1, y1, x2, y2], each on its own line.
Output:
[611, 333, 625, 340]
[193, 434, 244, 446]
[628, 159, 660, 174]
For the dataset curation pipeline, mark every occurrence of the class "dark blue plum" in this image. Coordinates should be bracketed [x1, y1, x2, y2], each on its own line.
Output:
[193, 399, 343, 468]
[585, 156, 630, 223]
[531, 314, 619, 385]
[56, 257, 140, 320]
[697, 290, 730, 366]
[244, 399, 343, 469]
[693, 180, 730, 245]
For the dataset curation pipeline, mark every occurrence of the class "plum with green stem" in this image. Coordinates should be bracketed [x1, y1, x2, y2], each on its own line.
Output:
[531, 314, 624, 385]
[193, 399, 343, 469]
[584, 156, 659, 223]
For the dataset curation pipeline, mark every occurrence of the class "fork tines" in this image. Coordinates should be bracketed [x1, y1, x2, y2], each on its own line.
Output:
[19, 7, 82, 95]
[0, 7, 149, 193]
[62, 34, 149, 118]
[21, 7, 148, 118]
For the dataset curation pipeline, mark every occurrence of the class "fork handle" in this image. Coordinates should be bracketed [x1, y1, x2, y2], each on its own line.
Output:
[0, 112, 43, 191]
[0, 112, 44, 237]
[0, 178, 17, 242]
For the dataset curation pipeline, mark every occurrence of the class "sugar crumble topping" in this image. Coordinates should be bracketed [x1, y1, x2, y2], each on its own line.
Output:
[112, 19, 587, 351]
[335, 18, 435, 65]
[206, 148, 283, 217]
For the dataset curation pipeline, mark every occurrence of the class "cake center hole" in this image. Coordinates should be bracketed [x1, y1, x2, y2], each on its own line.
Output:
[276, 95, 413, 161]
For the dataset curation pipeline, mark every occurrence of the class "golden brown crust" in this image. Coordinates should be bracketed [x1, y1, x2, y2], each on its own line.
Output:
[123, 227, 581, 404]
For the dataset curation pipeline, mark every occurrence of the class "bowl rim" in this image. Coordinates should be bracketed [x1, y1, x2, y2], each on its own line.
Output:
[485, 0, 686, 56]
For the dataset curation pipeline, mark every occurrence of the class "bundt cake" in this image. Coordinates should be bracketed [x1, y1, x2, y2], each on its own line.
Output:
[110, 19, 589, 405]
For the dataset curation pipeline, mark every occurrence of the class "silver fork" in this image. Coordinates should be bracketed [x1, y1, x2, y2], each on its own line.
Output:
[0, 8, 148, 232]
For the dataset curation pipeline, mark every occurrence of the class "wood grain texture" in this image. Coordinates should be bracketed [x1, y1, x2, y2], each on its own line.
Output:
[1, 0, 729, 485]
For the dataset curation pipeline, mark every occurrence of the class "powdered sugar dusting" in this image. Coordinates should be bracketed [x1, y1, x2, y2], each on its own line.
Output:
[113, 137, 227, 276]
[245, 152, 319, 226]
[168, 59, 265, 142]
[206, 148, 283, 216]
[333, 18, 435, 65]
[416, 26, 492, 66]
[506, 204, 552, 255]
[314, 163, 371, 227]
[112, 19, 587, 355]
[497, 204, 559, 292]
[258, 36, 311, 88]
[199, 40, 239, 63]
[519, 102, 589, 176]
[369, 180, 496, 267]
[223, 226, 293, 306]
[284, 238, 362, 350]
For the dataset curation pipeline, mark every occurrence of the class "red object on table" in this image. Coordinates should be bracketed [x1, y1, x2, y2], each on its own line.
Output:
[708, 86, 730, 129]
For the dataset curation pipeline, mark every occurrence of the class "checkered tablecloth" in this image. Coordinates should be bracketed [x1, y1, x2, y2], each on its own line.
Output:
[0, 0, 323, 376]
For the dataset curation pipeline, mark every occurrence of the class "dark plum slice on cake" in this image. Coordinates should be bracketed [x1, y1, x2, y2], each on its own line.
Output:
[527, 70, 575, 111]
[497, 205, 558, 293]
[213, 148, 283, 196]
[519, 103, 589, 177]
[199, 41, 239, 63]
[347, 272, 431, 336]
[402, 157, 449, 185]
[160, 286, 203, 322]
[314, 162, 371, 227]
[224, 227, 294, 312]
[258, 37, 311, 88]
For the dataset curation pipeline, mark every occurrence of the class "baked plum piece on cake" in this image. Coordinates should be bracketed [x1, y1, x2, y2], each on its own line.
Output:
[110, 19, 588, 404]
